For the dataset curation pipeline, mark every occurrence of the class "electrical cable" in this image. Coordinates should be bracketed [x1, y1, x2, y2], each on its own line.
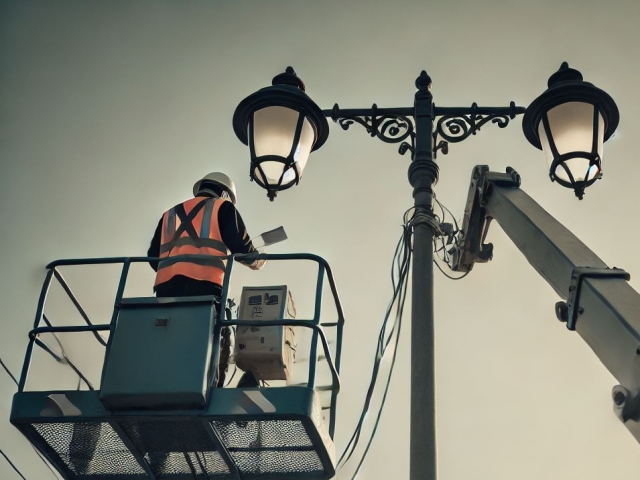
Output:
[337, 210, 413, 473]
[182, 451, 200, 480]
[433, 258, 470, 280]
[430, 195, 472, 280]
[431, 196, 455, 267]
[350, 229, 411, 480]
[0, 358, 18, 387]
[222, 326, 237, 387]
[339, 200, 464, 473]
[28, 444, 62, 480]
[45, 341, 94, 390]
[0, 360, 62, 479]
[337, 234, 405, 468]
[195, 452, 211, 480]
[224, 364, 237, 387]
[41, 314, 94, 390]
[433, 194, 460, 234]
[0, 449, 28, 480]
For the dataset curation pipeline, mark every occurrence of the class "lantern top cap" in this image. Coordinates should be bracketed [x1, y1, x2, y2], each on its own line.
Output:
[233, 66, 329, 152]
[272, 66, 306, 91]
[547, 62, 583, 88]
[522, 61, 620, 150]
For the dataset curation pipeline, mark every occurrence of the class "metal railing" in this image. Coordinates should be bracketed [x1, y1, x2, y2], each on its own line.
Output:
[18, 252, 345, 437]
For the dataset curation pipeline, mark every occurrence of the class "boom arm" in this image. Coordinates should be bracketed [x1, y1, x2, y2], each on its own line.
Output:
[451, 165, 640, 443]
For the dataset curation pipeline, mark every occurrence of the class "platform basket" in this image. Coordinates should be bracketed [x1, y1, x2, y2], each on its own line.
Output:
[12, 388, 335, 480]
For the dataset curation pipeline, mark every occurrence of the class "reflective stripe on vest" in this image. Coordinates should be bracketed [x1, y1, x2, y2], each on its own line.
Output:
[154, 197, 228, 287]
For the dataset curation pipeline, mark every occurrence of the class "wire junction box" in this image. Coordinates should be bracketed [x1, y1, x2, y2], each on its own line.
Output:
[234, 285, 297, 382]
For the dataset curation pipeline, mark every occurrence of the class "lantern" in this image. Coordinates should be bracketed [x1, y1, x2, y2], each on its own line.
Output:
[233, 67, 329, 201]
[522, 62, 619, 199]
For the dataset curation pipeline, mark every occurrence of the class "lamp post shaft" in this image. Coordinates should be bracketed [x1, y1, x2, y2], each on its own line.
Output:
[410, 210, 437, 480]
[408, 72, 438, 480]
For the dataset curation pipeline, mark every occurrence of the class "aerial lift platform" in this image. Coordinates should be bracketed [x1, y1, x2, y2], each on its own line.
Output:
[10, 253, 344, 480]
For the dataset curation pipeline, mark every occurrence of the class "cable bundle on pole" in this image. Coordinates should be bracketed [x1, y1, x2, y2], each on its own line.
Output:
[337, 208, 414, 479]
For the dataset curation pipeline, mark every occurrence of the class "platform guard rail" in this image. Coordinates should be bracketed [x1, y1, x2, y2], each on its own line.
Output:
[11, 253, 345, 480]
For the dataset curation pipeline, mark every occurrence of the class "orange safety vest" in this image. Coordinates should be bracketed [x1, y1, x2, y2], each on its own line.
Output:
[154, 196, 228, 288]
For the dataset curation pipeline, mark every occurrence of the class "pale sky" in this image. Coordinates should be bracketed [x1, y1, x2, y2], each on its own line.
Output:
[2, 1, 640, 479]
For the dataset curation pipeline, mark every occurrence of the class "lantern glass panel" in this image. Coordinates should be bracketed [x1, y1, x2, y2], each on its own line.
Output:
[252, 161, 287, 187]
[251, 106, 315, 187]
[538, 101, 604, 183]
[253, 106, 299, 158]
[291, 114, 315, 179]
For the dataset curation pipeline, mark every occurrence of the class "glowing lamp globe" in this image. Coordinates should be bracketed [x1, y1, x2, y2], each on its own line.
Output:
[233, 67, 329, 201]
[523, 62, 619, 199]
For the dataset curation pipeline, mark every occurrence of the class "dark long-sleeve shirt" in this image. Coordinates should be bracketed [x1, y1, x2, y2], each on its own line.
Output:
[147, 198, 258, 272]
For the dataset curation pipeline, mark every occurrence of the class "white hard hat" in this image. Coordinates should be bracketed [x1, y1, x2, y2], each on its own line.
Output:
[193, 172, 237, 204]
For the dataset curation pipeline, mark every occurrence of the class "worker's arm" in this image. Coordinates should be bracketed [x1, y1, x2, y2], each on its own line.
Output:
[147, 217, 163, 271]
[219, 201, 266, 270]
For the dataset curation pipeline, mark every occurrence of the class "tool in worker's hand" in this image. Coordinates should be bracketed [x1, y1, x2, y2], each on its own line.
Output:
[251, 226, 288, 249]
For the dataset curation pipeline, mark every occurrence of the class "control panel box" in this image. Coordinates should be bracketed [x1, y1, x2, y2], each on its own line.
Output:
[100, 296, 217, 410]
[234, 285, 296, 382]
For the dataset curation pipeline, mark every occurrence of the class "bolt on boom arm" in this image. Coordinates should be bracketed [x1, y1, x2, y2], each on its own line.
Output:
[450, 165, 640, 444]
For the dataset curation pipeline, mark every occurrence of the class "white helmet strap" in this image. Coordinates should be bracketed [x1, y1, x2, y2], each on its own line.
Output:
[196, 186, 231, 202]
[196, 187, 218, 198]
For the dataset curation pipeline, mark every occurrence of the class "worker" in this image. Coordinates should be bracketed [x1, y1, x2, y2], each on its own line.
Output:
[68, 174, 264, 475]
[148, 171, 266, 296]
[148, 172, 265, 387]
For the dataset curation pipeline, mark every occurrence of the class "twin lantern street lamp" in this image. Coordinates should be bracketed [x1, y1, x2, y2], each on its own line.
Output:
[233, 62, 619, 200]
[232, 63, 619, 480]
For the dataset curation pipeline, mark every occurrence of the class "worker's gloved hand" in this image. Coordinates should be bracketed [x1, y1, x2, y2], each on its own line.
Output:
[236, 251, 267, 270]
[249, 258, 267, 270]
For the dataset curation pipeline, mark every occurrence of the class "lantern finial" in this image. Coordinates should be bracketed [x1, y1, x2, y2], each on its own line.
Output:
[272, 67, 306, 91]
[547, 62, 583, 88]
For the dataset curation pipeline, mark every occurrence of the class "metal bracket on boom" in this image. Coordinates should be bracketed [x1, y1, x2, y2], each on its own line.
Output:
[555, 267, 630, 330]
[612, 357, 640, 444]
[450, 165, 521, 272]
[613, 384, 640, 424]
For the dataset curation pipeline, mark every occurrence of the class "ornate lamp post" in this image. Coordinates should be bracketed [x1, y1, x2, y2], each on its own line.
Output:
[233, 63, 618, 480]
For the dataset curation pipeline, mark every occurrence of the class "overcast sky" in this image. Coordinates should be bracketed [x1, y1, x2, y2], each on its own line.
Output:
[2, 1, 640, 479]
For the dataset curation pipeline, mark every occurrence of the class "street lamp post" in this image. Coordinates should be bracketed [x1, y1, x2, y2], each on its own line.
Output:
[233, 63, 619, 480]
[406, 70, 440, 480]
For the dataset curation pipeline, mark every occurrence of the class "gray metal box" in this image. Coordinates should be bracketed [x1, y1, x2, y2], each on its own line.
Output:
[99, 296, 217, 410]
[234, 285, 296, 382]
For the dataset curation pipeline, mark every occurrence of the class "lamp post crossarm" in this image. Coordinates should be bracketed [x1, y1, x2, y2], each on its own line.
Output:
[322, 101, 526, 159]
[322, 103, 417, 156]
[433, 102, 526, 157]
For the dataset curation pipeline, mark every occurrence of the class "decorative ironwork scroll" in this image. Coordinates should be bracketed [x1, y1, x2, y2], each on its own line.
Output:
[433, 102, 524, 158]
[327, 104, 416, 157]
[323, 101, 525, 159]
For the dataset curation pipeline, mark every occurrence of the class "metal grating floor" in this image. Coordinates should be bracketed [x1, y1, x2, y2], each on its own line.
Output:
[119, 419, 232, 479]
[11, 388, 335, 480]
[32, 421, 148, 479]
[213, 419, 323, 475]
